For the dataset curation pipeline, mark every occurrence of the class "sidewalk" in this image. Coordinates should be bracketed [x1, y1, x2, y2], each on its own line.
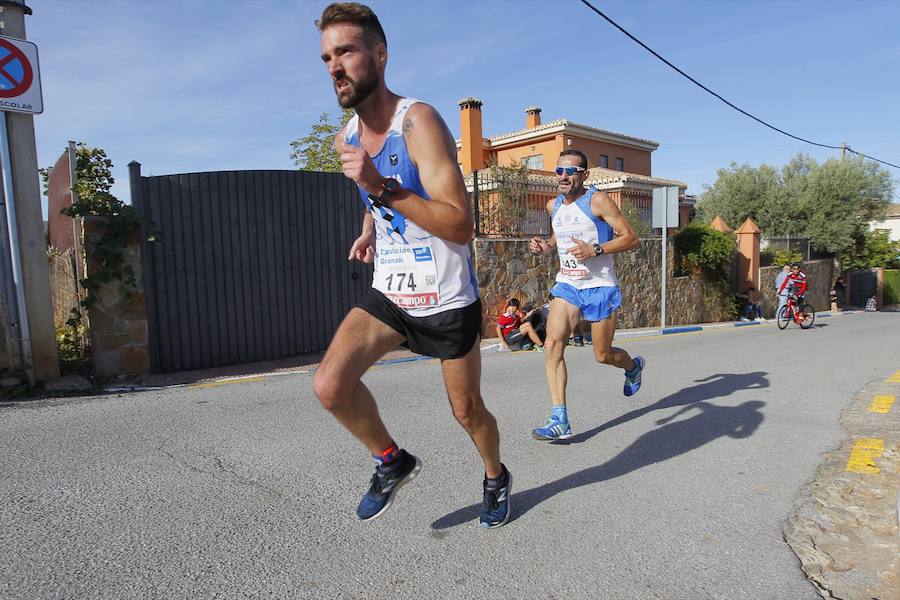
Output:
[122, 309, 860, 391]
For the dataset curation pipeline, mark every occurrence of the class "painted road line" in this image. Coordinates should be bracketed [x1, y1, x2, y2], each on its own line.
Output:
[887, 370, 900, 383]
[190, 376, 265, 389]
[845, 438, 885, 475]
[868, 395, 895, 413]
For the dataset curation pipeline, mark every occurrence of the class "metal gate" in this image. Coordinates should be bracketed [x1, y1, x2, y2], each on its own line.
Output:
[849, 270, 877, 308]
[130, 165, 373, 372]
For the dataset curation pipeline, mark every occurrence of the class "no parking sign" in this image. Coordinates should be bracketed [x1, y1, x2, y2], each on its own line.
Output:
[0, 35, 42, 114]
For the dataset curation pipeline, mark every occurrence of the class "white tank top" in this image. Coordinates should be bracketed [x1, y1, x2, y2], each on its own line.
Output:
[553, 187, 618, 289]
[344, 98, 479, 316]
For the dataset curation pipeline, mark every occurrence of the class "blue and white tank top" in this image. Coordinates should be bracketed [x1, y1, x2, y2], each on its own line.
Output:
[552, 186, 618, 288]
[343, 98, 478, 316]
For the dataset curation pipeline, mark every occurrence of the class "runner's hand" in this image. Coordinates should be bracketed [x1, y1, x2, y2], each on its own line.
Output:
[529, 237, 550, 256]
[567, 239, 594, 261]
[340, 145, 382, 195]
[348, 232, 375, 263]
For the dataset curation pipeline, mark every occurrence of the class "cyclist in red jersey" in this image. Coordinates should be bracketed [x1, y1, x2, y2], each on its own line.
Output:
[778, 263, 808, 318]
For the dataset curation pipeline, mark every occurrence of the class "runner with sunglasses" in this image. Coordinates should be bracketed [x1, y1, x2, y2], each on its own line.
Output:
[528, 150, 645, 441]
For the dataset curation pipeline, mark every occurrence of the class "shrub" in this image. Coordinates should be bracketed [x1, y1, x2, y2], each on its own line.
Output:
[673, 224, 735, 282]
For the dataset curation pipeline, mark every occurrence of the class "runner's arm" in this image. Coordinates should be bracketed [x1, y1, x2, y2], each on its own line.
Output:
[377, 103, 473, 245]
[590, 191, 638, 254]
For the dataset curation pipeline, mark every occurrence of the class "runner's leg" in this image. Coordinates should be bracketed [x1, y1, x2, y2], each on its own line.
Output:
[544, 298, 581, 407]
[441, 337, 502, 478]
[590, 310, 636, 370]
[313, 308, 405, 455]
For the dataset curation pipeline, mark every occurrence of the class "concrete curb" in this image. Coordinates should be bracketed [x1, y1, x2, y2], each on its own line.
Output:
[480, 310, 863, 351]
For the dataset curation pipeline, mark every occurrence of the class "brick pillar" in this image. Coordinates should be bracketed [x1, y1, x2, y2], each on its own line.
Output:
[735, 218, 762, 292]
[83, 217, 150, 376]
[458, 97, 484, 174]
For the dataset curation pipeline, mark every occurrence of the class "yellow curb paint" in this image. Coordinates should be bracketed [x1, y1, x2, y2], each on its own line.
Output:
[888, 370, 900, 383]
[190, 376, 265, 389]
[845, 438, 884, 475]
[868, 395, 895, 413]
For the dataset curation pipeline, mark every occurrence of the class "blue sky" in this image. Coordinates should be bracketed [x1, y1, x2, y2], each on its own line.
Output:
[30, 0, 900, 218]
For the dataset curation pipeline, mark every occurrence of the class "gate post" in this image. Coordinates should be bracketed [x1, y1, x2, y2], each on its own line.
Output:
[735, 217, 761, 293]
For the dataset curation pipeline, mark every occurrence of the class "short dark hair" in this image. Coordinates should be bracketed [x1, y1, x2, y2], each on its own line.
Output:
[559, 149, 588, 169]
[317, 2, 387, 49]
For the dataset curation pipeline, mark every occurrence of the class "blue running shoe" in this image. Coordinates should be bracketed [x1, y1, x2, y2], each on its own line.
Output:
[480, 464, 512, 529]
[623, 356, 645, 397]
[356, 449, 422, 521]
[531, 418, 573, 441]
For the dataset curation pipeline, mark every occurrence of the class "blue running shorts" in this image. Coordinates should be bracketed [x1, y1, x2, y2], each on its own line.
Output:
[550, 282, 621, 322]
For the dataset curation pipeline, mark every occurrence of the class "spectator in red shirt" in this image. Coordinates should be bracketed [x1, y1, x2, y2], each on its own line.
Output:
[496, 298, 544, 352]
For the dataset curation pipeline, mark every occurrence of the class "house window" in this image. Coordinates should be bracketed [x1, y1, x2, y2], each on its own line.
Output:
[521, 155, 543, 170]
[615, 157, 624, 171]
[598, 155, 608, 168]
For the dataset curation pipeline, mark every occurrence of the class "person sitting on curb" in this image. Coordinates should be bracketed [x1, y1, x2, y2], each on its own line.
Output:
[739, 287, 764, 322]
[496, 298, 544, 352]
[865, 294, 878, 312]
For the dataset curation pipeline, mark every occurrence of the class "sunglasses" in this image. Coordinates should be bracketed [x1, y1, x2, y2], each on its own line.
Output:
[555, 166, 586, 176]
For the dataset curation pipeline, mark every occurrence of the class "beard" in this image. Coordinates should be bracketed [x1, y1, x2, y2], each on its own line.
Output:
[334, 58, 379, 109]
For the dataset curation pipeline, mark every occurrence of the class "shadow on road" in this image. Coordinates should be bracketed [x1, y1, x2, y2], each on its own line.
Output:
[563, 371, 769, 445]
[431, 372, 769, 529]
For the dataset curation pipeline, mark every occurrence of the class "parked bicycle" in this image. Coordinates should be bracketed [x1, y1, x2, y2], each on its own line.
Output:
[777, 293, 815, 330]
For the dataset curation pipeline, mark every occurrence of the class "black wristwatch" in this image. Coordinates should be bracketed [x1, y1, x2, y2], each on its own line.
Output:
[592, 243, 604, 256]
[368, 177, 401, 209]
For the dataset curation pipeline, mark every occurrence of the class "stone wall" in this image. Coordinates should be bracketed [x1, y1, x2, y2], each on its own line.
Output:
[474, 238, 732, 336]
[759, 259, 833, 318]
[83, 218, 150, 376]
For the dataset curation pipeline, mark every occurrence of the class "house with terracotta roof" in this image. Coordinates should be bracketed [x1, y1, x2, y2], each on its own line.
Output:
[455, 97, 694, 229]
[869, 203, 900, 242]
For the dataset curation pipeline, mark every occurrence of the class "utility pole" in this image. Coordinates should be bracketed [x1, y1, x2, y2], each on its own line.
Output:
[841, 143, 846, 159]
[0, 0, 59, 383]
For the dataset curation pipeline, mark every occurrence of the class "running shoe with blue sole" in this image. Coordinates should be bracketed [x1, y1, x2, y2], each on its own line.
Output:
[480, 464, 512, 529]
[531, 418, 573, 441]
[623, 356, 645, 397]
[356, 449, 422, 521]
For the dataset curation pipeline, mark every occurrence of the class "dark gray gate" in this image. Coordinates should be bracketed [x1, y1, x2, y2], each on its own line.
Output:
[849, 270, 877, 307]
[129, 164, 372, 372]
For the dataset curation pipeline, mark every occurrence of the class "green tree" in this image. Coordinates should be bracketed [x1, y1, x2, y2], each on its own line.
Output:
[843, 229, 900, 270]
[695, 162, 781, 231]
[290, 108, 354, 172]
[696, 152, 894, 255]
[801, 156, 893, 253]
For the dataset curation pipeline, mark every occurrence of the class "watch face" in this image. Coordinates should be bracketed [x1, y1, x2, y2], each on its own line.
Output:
[383, 177, 400, 193]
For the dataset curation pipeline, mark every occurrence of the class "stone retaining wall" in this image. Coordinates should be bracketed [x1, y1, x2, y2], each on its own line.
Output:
[474, 238, 732, 336]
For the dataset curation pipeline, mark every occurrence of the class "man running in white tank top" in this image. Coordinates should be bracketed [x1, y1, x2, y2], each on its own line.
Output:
[313, 2, 510, 528]
[528, 150, 646, 441]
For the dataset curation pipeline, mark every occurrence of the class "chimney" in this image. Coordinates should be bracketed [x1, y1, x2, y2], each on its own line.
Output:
[458, 96, 484, 174]
[525, 106, 541, 129]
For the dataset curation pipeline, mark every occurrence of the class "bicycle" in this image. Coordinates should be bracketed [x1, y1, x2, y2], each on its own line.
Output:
[777, 293, 815, 330]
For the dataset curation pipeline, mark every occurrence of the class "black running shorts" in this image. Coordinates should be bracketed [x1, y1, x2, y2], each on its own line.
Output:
[356, 288, 482, 359]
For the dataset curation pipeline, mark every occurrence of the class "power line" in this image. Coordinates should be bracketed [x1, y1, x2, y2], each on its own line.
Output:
[577, 0, 900, 170]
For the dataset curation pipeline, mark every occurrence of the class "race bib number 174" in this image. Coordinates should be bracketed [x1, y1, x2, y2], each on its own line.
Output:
[375, 243, 440, 308]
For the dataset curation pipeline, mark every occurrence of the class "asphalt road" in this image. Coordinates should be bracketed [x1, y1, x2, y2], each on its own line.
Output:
[2, 312, 898, 599]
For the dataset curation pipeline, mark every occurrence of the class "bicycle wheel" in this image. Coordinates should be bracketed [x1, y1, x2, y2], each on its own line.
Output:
[800, 304, 816, 329]
[777, 305, 790, 329]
